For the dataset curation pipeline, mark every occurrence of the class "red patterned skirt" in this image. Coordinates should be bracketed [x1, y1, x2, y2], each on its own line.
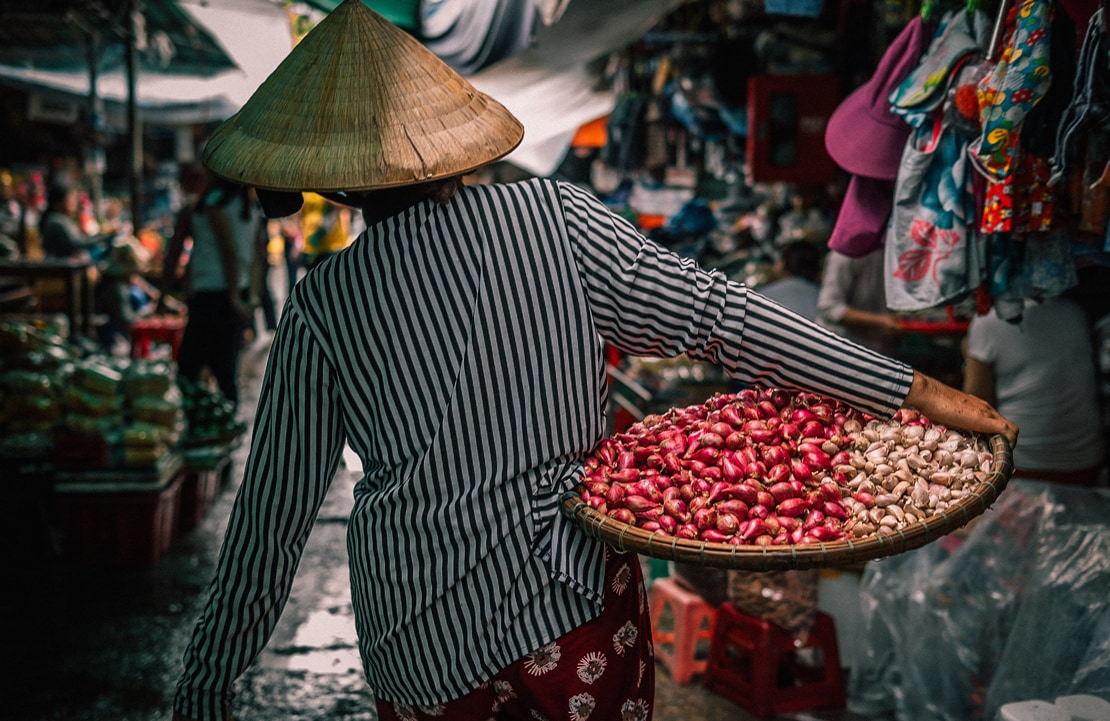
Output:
[375, 548, 654, 721]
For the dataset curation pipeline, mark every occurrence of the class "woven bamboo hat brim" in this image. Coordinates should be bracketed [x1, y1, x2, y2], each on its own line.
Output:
[202, 0, 524, 192]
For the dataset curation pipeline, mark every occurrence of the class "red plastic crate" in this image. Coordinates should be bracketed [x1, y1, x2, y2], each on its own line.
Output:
[130, 315, 186, 359]
[650, 577, 717, 684]
[55, 472, 184, 567]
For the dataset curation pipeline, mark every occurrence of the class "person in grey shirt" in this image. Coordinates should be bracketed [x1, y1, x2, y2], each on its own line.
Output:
[817, 247, 903, 355]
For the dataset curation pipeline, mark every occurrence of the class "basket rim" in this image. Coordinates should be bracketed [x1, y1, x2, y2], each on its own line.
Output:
[560, 434, 1014, 571]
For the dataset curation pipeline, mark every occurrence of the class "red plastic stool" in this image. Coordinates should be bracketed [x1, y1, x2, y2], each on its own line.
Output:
[130, 315, 186, 360]
[703, 602, 846, 718]
[649, 576, 717, 684]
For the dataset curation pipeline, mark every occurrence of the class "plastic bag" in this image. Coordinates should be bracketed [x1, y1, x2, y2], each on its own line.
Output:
[848, 481, 1110, 721]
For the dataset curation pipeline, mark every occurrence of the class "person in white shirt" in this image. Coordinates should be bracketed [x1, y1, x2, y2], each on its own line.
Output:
[964, 295, 1103, 484]
[817, 247, 903, 355]
[162, 175, 263, 407]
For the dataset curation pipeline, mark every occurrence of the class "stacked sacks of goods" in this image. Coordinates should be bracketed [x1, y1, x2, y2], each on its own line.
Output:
[0, 320, 79, 458]
[121, 359, 185, 468]
[57, 358, 127, 468]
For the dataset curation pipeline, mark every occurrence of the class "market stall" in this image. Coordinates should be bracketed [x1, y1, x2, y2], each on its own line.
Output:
[0, 318, 244, 567]
[0, 0, 1107, 719]
[539, 0, 1110, 717]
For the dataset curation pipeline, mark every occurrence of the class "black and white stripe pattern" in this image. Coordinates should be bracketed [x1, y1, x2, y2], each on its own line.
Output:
[175, 178, 912, 718]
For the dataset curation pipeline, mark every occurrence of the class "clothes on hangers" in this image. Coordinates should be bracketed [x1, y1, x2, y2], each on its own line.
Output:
[968, 0, 1053, 182]
[420, 0, 537, 75]
[1049, 5, 1110, 184]
[878, 0, 1106, 320]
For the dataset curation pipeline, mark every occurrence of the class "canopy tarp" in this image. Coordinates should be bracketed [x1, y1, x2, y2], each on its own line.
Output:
[0, 0, 237, 78]
[0, 0, 291, 127]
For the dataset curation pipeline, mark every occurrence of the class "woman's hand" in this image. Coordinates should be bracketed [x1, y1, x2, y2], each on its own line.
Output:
[903, 370, 1019, 450]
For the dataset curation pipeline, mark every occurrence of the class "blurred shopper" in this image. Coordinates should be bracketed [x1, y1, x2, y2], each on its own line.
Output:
[171, 4, 1017, 721]
[159, 174, 264, 407]
[95, 239, 158, 354]
[158, 164, 209, 298]
[817, 247, 902, 354]
[758, 240, 824, 320]
[0, 169, 28, 256]
[280, 215, 304, 291]
[963, 295, 1104, 485]
[39, 183, 112, 260]
[251, 219, 279, 338]
[279, 212, 306, 292]
[299, 191, 356, 270]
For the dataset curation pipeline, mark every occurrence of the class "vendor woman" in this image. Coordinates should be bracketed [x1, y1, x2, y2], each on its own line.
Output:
[173, 2, 1017, 720]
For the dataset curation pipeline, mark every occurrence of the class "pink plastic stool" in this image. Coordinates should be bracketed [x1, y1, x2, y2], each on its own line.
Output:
[649, 576, 717, 684]
[703, 602, 846, 718]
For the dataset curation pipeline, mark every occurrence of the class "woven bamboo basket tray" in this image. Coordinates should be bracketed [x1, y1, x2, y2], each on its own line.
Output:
[560, 434, 1013, 571]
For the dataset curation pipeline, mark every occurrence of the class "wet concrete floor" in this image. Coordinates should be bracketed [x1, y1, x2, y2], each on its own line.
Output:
[3, 307, 872, 721]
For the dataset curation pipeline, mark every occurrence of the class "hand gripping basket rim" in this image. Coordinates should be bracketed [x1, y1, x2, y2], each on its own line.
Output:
[559, 434, 1014, 571]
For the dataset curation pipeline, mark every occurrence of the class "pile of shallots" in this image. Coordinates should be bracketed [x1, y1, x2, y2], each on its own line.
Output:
[579, 387, 995, 546]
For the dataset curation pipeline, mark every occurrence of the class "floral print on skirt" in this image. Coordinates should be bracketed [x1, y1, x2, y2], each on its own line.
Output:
[375, 547, 654, 721]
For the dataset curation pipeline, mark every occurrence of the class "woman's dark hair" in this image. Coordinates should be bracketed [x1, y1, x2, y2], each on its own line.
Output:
[45, 183, 73, 210]
[40, 183, 75, 234]
[779, 241, 824, 283]
[342, 176, 463, 225]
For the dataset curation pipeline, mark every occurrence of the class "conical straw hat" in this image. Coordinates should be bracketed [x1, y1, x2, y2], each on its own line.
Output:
[203, 0, 524, 192]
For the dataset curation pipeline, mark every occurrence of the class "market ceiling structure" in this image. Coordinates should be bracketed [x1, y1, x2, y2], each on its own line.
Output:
[0, 0, 684, 178]
[0, 0, 289, 127]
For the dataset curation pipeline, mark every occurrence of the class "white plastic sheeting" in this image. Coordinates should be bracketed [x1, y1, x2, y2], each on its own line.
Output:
[470, 0, 685, 176]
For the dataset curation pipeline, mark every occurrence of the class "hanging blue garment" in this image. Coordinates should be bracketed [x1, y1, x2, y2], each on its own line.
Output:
[764, 0, 824, 18]
[985, 230, 1079, 322]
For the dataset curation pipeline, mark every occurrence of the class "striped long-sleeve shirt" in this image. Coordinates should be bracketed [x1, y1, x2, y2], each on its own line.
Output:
[174, 178, 912, 718]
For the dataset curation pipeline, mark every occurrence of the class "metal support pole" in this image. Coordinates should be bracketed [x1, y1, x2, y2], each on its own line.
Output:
[986, 0, 1011, 62]
[83, 29, 105, 224]
[126, 0, 143, 230]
